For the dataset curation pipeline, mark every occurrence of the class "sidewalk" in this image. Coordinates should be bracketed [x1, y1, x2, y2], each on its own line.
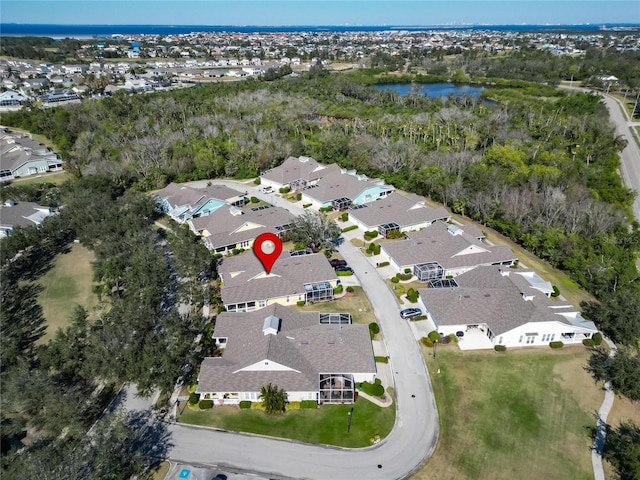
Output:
[358, 390, 393, 408]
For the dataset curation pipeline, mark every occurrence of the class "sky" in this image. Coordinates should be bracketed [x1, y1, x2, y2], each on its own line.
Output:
[1, 0, 639, 26]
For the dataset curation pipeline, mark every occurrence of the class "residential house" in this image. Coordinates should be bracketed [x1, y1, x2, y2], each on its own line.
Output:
[218, 251, 339, 312]
[154, 182, 248, 223]
[379, 221, 516, 279]
[196, 304, 376, 405]
[0, 90, 28, 109]
[0, 200, 54, 238]
[417, 266, 598, 350]
[348, 191, 450, 236]
[261, 156, 394, 210]
[189, 205, 293, 254]
[0, 130, 63, 181]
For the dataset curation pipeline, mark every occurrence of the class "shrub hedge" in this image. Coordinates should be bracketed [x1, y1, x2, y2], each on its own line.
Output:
[342, 225, 358, 232]
[253, 177, 261, 185]
[301, 400, 318, 409]
[364, 230, 379, 240]
[198, 399, 214, 409]
[495, 345, 507, 352]
[279, 186, 291, 194]
[286, 401, 301, 410]
[411, 315, 428, 321]
[239, 401, 252, 409]
[334, 285, 344, 295]
[583, 338, 596, 347]
[303, 203, 312, 208]
[592, 332, 603, 345]
[551, 285, 560, 297]
[341, 212, 349, 221]
[250, 196, 260, 203]
[189, 392, 200, 405]
[320, 205, 333, 212]
[336, 270, 353, 276]
[406, 288, 419, 302]
[377, 261, 390, 268]
[390, 276, 399, 283]
[404, 268, 412, 274]
[346, 286, 354, 293]
[549, 341, 564, 348]
[375, 356, 389, 363]
[397, 273, 412, 281]
[359, 379, 384, 397]
[297, 300, 305, 307]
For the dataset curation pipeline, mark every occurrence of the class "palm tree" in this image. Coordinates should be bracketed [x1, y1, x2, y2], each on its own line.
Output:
[259, 383, 287, 414]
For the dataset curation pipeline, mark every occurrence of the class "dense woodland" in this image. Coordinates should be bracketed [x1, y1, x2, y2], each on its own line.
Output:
[1, 59, 639, 476]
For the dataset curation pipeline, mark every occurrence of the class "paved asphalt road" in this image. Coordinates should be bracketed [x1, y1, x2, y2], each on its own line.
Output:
[600, 94, 640, 221]
[164, 181, 439, 480]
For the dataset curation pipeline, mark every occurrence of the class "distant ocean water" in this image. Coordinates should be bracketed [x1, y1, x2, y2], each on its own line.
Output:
[1, 23, 639, 38]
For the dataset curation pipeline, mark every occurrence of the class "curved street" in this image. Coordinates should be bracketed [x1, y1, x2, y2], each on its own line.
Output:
[165, 180, 439, 479]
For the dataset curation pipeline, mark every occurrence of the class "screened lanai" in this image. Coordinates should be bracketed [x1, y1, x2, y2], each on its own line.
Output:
[414, 261, 445, 282]
[319, 374, 355, 403]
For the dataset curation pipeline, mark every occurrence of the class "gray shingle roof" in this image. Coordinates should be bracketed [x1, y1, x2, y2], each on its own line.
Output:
[0, 202, 52, 230]
[0, 132, 59, 173]
[302, 168, 393, 204]
[197, 304, 376, 393]
[219, 251, 337, 305]
[348, 191, 450, 229]
[261, 156, 328, 185]
[190, 205, 293, 250]
[381, 221, 516, 270]
[418, 266, 590, 335]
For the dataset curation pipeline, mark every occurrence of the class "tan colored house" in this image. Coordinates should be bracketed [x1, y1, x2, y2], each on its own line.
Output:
[218, 251, 339, 312]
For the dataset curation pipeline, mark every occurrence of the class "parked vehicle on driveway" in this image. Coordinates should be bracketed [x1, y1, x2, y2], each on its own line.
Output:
[329, 258, 348, 268]
[335, 265, 353, 273]
[400, 308, 422, 319]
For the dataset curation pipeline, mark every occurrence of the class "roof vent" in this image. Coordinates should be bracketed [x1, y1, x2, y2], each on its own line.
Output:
[262, 315, 280, 335]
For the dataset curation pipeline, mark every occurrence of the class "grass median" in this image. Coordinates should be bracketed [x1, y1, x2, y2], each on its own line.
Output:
[416, 347, 599, 480]
[178, 396, 394, 448]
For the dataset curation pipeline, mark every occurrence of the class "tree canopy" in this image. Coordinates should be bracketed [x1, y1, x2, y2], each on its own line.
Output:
[287, 211, 342, 251]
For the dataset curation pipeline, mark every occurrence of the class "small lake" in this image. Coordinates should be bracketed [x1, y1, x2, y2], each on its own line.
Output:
[375, 83, 485, 99]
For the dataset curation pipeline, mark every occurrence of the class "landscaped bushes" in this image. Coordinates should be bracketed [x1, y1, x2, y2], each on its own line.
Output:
[296, 192, 302, 201]
[303, 203, 312, 208]
[495, 345, 507, 352]
[551, 285, 560, 297]
[377, 261, 390, 268]
[253, 177, 261, 185]
[232, 248, 245, 255]
[334, 285, 344, 295]
[250, 196, 260, 203]
[375, 356, 389, 363]
[549, 341, 564, 349]
[359, 379, 384, 397]
[239, 401, 252, 409]
[592, 332, 603, 345]
[346, 286, 354, 293]
[279, 186, 291, 194]
[420, 336, 433, 347]
[369, 322, 380, 339]
[336, 270, 353, 276]
[364, 230, 379, 240]
[189, 392, 200, 405]
[390, 276, 399, 283]
[342, 225, 358, 233]
[341, 212, 349, 221]
[404, 268, 411, 274]
[411, 315, 427, 321]
[396, 273, 412, 281]
[301, 400, 318, 409]
[198, 399, 214, 409]
[366, 243, 381, 255]
[406, 288, 418, 302]
[320, 205, 333, 212]
[297, 300, 305, 307]
[583, 338, 596, 347]
[428, 331, 442, 342]
[286, 401, 301, 410]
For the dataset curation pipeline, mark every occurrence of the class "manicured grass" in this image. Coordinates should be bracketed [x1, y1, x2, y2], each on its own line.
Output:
[415, 347, 599, 480]
[36, 243, 99, 343]
[293, 286, 377, 325]
[12, 171, 71, 186]
[140, 461, 170, 480]
[178, 396, 394, 448]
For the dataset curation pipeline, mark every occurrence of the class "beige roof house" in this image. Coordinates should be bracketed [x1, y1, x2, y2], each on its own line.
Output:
[197, 304, 376, 404]
[218, 251, 338, 311]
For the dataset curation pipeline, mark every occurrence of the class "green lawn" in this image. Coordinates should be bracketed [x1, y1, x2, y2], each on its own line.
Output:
[414, 347, 599, 480]
[12, 171, 70, 186]
[36, 243, 99, 343]
[178, 396, 395, 448]
[293, 286, 377, 325]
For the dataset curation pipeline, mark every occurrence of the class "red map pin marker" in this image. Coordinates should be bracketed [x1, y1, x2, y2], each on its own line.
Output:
[253, 232, 283, 274]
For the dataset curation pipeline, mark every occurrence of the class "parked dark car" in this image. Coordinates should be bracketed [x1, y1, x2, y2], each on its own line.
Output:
[400, 308, 422, 319]
[335, 266, 353, 273]
[329, 259, 348, 268]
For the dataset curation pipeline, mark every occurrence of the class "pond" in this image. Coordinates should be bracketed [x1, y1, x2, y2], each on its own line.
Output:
[375, 82, 485, 99]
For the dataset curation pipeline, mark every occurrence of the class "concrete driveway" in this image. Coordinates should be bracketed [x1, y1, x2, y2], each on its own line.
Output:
[166, 180, 439, 480]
